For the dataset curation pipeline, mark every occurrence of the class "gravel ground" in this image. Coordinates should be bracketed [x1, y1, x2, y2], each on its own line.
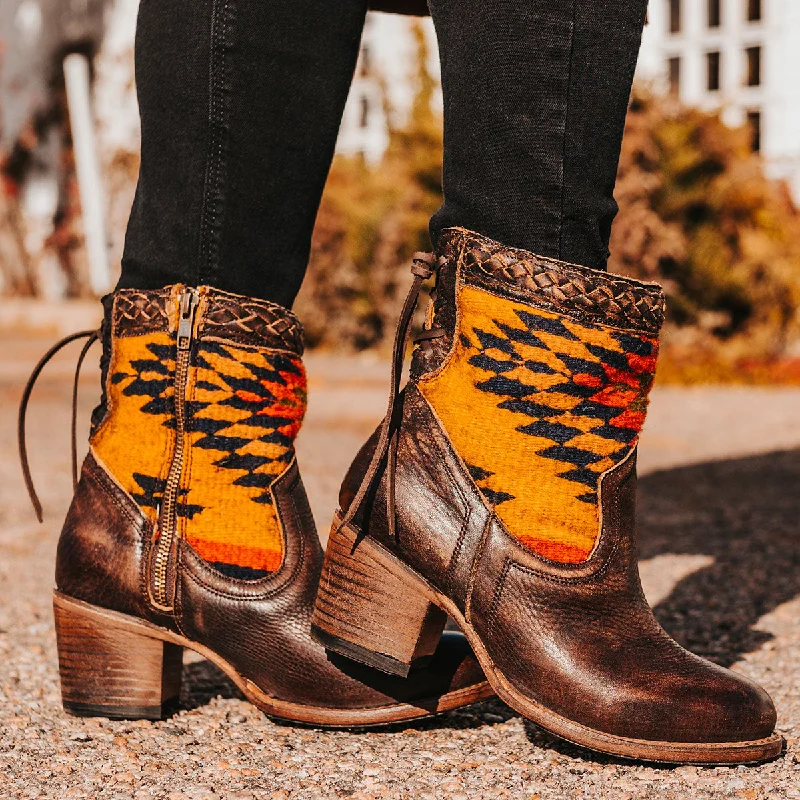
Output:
[1, 331, 800, 799]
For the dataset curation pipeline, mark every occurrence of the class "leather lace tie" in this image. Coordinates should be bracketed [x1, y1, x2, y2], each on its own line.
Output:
[337, 252, 445, 540]
[18, 329, 100, 522]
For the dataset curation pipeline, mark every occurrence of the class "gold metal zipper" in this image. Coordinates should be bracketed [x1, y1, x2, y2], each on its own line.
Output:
[151, 287, 199, 610]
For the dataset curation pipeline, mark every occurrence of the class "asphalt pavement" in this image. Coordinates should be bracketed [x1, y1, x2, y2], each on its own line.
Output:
[1, 332, 799, 799]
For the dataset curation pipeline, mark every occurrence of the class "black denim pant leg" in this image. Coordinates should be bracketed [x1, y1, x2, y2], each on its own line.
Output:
[428, 0, 648, 271]
[119, 0, 368, 307]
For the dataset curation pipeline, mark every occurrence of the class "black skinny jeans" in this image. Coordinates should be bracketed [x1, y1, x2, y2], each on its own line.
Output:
[120, 0, 648, 307]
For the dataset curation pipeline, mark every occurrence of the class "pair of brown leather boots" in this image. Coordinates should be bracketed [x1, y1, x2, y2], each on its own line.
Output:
[22, 228, 781, 764]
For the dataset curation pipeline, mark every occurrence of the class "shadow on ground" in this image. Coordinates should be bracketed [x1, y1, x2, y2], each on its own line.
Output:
[179, 655, 513, 732]
[639, 447, 800, 668]
[180, 659, 244, 710]
[177, 448, 800, 744]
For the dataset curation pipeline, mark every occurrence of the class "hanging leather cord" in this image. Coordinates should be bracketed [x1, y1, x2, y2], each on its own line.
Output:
[71, 333, 100, 490]
[337, 252, 442, 537]
[18, 329, 99, 522]
[414, 327, 446, 343]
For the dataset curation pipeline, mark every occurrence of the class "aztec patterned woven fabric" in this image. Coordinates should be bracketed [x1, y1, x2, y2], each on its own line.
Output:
[179, 341, 306, 577]
[419, 280, 660, 564]
[91, 285, 306, 579]
[90, 328, 176, 522]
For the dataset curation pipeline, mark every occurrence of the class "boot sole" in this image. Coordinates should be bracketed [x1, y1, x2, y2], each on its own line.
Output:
[312, 517, 784, 765]
[53, 590, 493, 727]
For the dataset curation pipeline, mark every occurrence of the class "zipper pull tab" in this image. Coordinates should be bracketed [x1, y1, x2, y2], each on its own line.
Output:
[177, 288, 200, 350]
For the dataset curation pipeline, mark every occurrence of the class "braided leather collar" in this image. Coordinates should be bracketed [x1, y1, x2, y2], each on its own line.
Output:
[112, 288, 172, 337]
[111, 285, 304, 354]
[440, 228, 666, 335]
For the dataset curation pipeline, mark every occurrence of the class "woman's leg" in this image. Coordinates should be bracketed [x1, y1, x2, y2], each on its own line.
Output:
[428, 0, 648, 271]
[120, 0, 368, 307]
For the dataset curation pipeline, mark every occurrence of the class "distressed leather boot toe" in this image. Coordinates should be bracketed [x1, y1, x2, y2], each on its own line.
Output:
[21, 285, 491, 725]
[312, 228, 782, 763]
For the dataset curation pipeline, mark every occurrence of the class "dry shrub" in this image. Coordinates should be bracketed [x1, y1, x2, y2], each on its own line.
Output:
[295, 23, 441, 350]
[301, 70, 800, 378]
[611, 92, 800, 376]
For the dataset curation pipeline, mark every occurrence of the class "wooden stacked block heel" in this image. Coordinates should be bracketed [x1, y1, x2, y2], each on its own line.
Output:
[311, 517, 446, 677]
[53, 592, 183, 720]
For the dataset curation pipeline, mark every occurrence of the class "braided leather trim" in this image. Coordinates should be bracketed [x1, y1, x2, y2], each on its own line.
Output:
[112, 288, 173, 337]
[441, 228, 666, 334]
[200, 289, 304, 355]
[111, 286, 303, 353]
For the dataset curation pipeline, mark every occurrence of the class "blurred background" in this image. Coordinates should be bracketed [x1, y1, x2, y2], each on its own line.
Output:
[2, 6, 800, 794]
[2, 0, 800, 380]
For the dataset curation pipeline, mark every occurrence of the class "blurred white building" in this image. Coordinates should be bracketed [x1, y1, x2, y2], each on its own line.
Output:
[6, 1, 798, 195]
[343, 2, 800, 202]
[336, 14, 437, 164]
[637, 0, 800, 198]
[336, 17, 390, 164]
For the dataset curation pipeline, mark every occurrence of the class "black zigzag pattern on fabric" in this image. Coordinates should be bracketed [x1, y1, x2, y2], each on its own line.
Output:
[464, 310, 651, 494]
[115, 342, 175, 421]
[185, 342, 301, 503]
[210, 562, 269, 580]
[130, 473, 165, 512]
[464, 462, 514, 507]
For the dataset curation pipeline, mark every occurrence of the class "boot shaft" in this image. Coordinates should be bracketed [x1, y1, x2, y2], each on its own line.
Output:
[48, 285, 492, 718]
[316, 229, 780, 760]
[88, 285, 306, 601]
[412, 228, 665, 563]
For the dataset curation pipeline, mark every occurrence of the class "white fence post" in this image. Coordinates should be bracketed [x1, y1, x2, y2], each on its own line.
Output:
[63, 52, 110, 296]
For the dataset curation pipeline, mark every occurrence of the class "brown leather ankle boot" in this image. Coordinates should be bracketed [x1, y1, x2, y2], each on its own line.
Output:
[311, 228, 782, 763]
[20, 284, 491, 724]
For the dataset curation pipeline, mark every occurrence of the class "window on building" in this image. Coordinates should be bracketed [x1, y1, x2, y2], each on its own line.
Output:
[360, 46, 371, 78]
[747, 110, 761, 152]
[668, 56, 681, 95]
[359, 96, 370, 129]
[708, 0, 721, 28]
[745, 45, 762, 86]
[747, 0, 762, 22]
[707, 51, 721, 91]
[669, 0, 681, 33]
